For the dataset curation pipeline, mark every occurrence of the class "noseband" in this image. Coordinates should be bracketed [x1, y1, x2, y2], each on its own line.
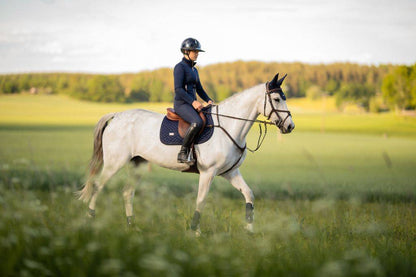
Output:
[264, 82, 292, 130]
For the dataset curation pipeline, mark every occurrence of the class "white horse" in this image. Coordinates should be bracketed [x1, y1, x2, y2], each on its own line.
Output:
[77, 73, 295, 234]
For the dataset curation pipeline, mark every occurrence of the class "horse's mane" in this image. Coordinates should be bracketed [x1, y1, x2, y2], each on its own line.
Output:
[218, 83, 264, 106]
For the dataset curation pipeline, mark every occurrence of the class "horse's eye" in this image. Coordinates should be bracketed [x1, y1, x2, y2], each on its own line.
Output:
[275, 98, 280, 103]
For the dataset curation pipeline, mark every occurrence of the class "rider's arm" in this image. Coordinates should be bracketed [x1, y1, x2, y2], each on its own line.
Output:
[174, 64, 195, 105]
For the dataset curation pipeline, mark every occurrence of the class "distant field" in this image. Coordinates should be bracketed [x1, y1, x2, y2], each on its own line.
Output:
[1, 94, 415, 276]
[1, 94, 416, 137]
[0, 94, 168, 126]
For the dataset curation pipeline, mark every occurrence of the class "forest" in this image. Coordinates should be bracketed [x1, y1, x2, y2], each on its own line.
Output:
[1, 61, 415, 112]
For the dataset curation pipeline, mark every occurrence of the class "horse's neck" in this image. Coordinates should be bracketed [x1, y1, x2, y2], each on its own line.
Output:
[216, 85, 263, 144]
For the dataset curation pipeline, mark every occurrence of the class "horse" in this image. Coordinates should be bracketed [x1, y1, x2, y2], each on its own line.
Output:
[77, 73, 295, 234]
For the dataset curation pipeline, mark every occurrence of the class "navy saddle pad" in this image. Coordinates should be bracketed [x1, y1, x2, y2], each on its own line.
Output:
[159, 107, 214, 145]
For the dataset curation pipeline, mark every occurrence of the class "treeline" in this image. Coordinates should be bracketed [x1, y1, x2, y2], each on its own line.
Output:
[1, 61, 415, 111]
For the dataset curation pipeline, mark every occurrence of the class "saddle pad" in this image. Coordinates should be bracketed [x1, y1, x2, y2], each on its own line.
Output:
[159, 107, 214, 145]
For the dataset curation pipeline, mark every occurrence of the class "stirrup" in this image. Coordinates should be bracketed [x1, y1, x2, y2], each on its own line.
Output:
[177, 148, 195, 165]
[185, 148, 195, 165]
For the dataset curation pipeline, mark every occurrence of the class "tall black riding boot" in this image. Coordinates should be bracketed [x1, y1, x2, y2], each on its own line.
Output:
[178, 123, 200, 164]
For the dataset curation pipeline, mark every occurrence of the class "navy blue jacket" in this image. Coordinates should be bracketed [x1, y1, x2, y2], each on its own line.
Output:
[174, 58, 211, 106]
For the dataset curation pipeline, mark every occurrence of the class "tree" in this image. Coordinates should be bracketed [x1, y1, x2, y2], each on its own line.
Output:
[306, 85, 324, 100]
[0, 77, 19, 93]
[381, 65, 415, 110]
[86, 75, 125, 102]
[215, 85, 232, 101]
[0, 62, 398, 107]
[335, 83, 375, 111]
[411, 64, 416, 107]
[129, 76, 150, 102]
[149, 79, 166, 102]
[324, 79, 339, 95]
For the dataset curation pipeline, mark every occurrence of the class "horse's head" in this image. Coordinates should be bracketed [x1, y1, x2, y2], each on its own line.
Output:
[263, 73, 295, 134]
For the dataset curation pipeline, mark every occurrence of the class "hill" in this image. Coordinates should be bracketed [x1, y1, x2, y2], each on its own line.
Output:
[0, 61, 415, 112]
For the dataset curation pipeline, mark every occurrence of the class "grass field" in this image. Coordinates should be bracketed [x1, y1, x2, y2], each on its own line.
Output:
[1, 94, 416, 276]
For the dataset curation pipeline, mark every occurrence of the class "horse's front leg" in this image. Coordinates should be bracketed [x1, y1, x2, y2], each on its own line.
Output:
[191, 169, 216, 236]
[222, 169, 255, 232]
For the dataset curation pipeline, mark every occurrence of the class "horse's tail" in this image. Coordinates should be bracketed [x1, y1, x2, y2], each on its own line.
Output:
[77, 112, 116, 202]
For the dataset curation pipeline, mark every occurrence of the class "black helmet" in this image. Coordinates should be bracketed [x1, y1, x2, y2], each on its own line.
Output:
[180, 38, 205, 54]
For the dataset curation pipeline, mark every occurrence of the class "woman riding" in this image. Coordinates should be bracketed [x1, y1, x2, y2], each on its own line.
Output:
[174, 38, 213, 163]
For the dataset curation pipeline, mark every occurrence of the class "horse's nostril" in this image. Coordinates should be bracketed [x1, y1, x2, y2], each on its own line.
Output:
[287, 125, 292, 132]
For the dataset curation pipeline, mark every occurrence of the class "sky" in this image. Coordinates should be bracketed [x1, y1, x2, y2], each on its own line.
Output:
[0, 0, 415, 74]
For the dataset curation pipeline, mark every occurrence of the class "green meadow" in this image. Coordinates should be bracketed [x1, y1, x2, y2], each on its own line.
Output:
[1, 94, 415, 276]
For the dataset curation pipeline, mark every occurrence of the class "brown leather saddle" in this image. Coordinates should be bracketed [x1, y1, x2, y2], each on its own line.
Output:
[166, 108, 207, 138]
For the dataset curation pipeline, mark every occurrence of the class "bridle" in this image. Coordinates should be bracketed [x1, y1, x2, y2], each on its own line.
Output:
[203, 83, 292, 175]
[206, 82, 292, 137]
[264, 82, 292, 130]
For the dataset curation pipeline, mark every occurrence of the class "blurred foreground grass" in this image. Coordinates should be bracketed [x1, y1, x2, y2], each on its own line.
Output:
[1, 94, 416, 276]
[1, 187, 415, 276]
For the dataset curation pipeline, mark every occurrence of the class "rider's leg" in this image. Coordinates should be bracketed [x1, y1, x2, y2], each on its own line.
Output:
[177, 122, 201, 163]
[175, 104, 203, 163]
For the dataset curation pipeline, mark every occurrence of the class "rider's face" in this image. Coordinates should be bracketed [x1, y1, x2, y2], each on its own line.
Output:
[186, 50, 199, 61]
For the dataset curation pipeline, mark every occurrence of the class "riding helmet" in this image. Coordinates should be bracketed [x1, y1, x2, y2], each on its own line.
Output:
[180, 38, 205, 54]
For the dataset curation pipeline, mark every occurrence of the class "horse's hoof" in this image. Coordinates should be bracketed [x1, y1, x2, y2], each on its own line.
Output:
[195, 227, 201, 237]
[126, 216, 134, 226]
[245, 223, 254, 233]
[88, 208, 96, 218]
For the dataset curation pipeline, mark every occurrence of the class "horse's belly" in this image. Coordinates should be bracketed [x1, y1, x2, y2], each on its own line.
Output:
[126, 112, 191, 171]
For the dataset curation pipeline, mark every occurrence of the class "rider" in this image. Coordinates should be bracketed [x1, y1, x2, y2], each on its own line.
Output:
[174, 38, 213, 163]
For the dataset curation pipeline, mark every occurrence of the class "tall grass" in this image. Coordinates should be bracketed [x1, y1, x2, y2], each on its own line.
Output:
[1, 187, 415, 276]
[1, 94, 416, 276]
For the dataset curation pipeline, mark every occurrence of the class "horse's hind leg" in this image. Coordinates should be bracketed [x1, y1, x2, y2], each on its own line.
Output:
[222, 169, 255, 232]
[88, 160, 127, 217]
[123, 157, 147, 226]
[123, 183, 135, 225]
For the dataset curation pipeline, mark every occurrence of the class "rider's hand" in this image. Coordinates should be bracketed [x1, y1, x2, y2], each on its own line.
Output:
[192, 100, 203, 111]
[207, 100, 214, 105]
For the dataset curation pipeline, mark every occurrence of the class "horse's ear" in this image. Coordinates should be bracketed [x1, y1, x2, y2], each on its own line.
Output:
[277, 74, 287, 86]
[271, 73, 279, 85]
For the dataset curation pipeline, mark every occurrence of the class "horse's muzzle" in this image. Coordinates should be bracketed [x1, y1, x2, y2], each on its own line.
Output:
[279, 122, 295, 134]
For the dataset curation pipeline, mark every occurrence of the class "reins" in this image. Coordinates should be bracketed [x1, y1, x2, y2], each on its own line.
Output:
[203, 82, 291, 153]
[206, 109, 275, 126]
[203, 105, 250, 176]
[205, 105, 271, 153]
[202, 83, 292, 175]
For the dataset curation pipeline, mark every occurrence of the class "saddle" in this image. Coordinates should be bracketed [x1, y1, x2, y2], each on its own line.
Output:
[159, 105, 214, 146]
[166, 108, 207, 138]
[159, 105, 214, 174]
